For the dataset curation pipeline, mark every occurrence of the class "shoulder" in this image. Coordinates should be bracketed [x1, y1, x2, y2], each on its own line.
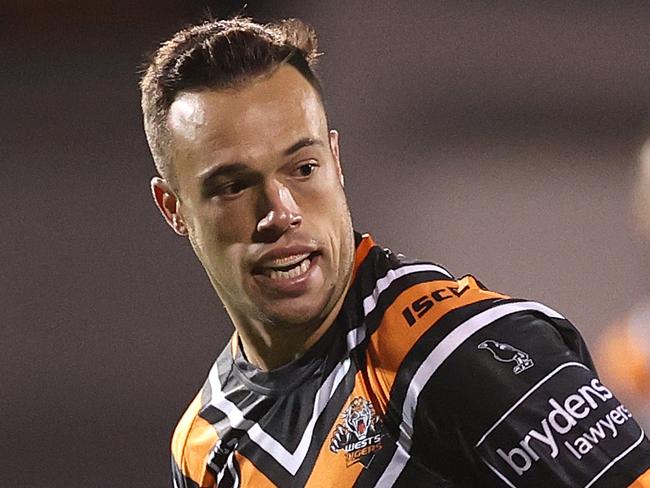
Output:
[361, 240, 583, 375]
[431, 308, 650, 486]
[366, 265, 510, 368]
[355, 236, 504, 336]
[171, 387, 219, 488]
[356, 242, 650, 485]
[386, 289, 650, 486]
[169, 341, 239, 488]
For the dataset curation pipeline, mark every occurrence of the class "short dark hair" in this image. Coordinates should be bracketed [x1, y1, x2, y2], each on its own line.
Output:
[140, 17, 323, 182]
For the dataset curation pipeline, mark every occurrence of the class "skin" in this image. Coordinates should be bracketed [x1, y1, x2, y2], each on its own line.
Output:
[151, 65, 356, 370]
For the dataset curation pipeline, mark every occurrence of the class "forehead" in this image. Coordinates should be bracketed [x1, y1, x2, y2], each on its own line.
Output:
[167, 65, 327, 171]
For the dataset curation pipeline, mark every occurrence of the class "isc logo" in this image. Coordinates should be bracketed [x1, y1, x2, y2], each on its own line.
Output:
[401, 283, 470, 326]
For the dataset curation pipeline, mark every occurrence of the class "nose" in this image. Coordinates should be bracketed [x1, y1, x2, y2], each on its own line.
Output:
[255, 180, 302, 238]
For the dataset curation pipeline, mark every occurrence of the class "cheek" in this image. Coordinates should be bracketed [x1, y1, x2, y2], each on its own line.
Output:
[305, 171, 348, 213]
[190, 225, 249, 290]
[192, 199, 256, 245]
[185, 213, 232, 273]
[192, 209, 253, 259]
[322, 188, 351, 230]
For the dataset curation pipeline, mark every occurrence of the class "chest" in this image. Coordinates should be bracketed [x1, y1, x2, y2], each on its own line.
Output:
[205, 360, 452, 487]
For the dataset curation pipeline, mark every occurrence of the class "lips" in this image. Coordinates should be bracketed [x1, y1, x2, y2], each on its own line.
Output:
[253, 244, 319, 277]
[261, 252, 312, 280]
[250, 244, 322, 295]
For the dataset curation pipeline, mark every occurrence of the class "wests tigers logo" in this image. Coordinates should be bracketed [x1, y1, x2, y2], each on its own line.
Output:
[329, 396, 384, 467]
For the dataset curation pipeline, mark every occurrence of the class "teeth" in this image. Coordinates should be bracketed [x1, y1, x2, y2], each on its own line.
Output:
[267, 253, 311, 269]
[268, 258, 311, 280]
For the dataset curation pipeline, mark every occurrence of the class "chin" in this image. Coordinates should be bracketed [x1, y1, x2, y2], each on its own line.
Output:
[260, 297, 331, 329]
[264, 308, 324, 329]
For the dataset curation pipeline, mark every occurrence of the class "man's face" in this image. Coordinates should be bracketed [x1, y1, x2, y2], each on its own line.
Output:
[157, 65, 355, 331]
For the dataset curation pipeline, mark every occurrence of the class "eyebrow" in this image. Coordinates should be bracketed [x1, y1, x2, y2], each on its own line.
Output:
[283, 137, 324, 156]
[199, 162, 249, 184]
[198, 137, 325, 183]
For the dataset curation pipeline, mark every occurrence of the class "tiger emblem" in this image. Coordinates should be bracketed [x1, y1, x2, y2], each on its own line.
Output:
[330, 396, 384, 467]
[345, 397, 374, 439]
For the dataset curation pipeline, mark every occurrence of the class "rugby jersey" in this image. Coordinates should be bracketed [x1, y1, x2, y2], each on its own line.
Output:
[171, 233, 650, 487]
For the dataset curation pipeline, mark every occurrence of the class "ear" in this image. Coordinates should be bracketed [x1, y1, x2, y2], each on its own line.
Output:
[328, 129, 344, 187]
[150, 177, 188, 236]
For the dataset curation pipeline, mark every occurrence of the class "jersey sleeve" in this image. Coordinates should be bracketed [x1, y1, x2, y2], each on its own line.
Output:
[413, 307, 650, 487]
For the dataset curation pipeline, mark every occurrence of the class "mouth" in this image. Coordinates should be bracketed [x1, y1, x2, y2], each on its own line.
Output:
[254, 252, 319, 282]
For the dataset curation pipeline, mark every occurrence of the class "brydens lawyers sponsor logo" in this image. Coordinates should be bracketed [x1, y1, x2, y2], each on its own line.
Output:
[481, 364, 641, 481]
[330, 396, 384, 467]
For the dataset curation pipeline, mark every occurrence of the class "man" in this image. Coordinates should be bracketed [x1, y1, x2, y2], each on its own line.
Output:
[141, 17, 650, 487]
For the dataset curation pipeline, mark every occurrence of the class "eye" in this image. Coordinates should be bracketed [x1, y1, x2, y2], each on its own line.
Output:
[296, 161, 318, 178]
[204, 180, 249, 200]
[221, 181, 247, 195]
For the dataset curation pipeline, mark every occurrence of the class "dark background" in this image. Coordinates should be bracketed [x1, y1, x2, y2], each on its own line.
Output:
[4, 1, 650, 486]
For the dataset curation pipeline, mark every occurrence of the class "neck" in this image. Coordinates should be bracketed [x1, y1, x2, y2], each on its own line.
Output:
[234, 278, 352, 371]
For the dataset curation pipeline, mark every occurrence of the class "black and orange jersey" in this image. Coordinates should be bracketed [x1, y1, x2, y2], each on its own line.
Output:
[171, 233, 650, 487]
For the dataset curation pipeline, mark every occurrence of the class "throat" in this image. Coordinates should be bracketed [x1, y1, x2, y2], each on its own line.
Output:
[234, 316, 333, 371]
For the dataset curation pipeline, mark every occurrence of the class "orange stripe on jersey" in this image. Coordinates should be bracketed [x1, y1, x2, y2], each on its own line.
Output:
[171, 392, 218, 487]
[368, 275, 507, 393]
[235, 451, 278, 487]
[351, 234, 376, 283]
[630, 468, 650, 487]
[305, 370, 379, 488]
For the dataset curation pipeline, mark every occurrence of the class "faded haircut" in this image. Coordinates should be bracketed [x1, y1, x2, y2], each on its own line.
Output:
[140, 17, 323, 183]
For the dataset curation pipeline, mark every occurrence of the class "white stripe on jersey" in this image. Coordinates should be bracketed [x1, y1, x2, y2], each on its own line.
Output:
[375, 301, 565, 487]
[475, 361, 589, 447]
[482, 458, 517, 488]
[362, 264, 453, 316]
[584, 428, 646, 488]
[227, 450, 239, 488]
[215, 450, 234, 486]
[206, 263, 444, 476]
[207, 354, 351, 475]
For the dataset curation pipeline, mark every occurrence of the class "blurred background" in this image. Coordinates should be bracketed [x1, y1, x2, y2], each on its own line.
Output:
[3, 1, 650, 486]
